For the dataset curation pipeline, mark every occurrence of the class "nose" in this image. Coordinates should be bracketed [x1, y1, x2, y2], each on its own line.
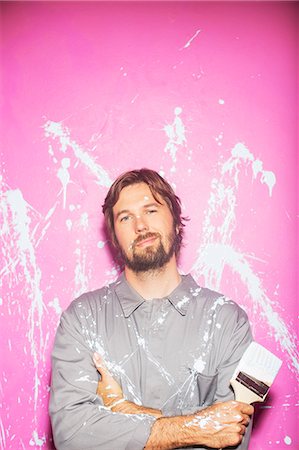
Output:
[134, 215, 148, 233]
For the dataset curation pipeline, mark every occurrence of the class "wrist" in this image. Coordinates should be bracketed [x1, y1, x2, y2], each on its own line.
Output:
[108, 397, 126, 410]
[145, 414, 199, 449]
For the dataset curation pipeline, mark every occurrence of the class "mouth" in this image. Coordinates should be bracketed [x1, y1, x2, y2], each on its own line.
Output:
[135, 237, 157, 248]
[133, 233, 160, 249]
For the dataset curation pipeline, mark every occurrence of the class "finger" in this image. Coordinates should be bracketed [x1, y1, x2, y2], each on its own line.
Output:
[237, 402, 254, 415]
[239, 424, 246, 435]
[242, 415, 251, 426]
[93, 352, 109, 376]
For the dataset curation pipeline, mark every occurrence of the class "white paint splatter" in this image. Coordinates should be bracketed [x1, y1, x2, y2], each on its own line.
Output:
[48, 297, 62, 315]
[57, 157, 71, 209]
[181, 29, 201, 49]
[75, 375, 97, 384]
[131, 325, 174, 386]
[193, 357, 206, 373]
[0, 417, 6, 449]
[215, 131, 224, 146]
[185, 414, 221, 430]
[80, 212, 89, 230]
[66, 219, 72, 230]
[284, 436, 292, 445]
[176, 295, 190, 309]
[131, 94, 139, 104]
[137, 336, 146, 348]
[74, 244, 88, 297]
[44, 120, 112, 187]
[192, 142, 298, 374]
[163, 107, 187, 169]
[0, 186, 46, 422]
[29, 430, 46, 447]
[261, 170, 276, 197]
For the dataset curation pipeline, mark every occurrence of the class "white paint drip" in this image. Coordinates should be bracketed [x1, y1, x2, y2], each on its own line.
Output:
[163, 107, 187, 169]
[80, 212, 89, 230]
[131, 324, 174, 386]
[0, 417, 6, 449]
[34, 200, 59, 249]
[261, 170, 276, 197]
[192, 142, 298, 374]
[57, 157, 71, 209]
[84, 329, 142, 404]
[0, 186, 46, 421]
[252, 158, 276, 196]
[161, 371, 195, 410]
[74, 244, 89, 297]
[44, 120, 112, 187]
[181, 29, 201, 49]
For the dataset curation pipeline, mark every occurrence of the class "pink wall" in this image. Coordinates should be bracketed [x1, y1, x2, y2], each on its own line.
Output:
[1, 1, 298, 449]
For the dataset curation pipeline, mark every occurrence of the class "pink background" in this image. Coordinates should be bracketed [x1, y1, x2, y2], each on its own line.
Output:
[1, 1, 298, 449]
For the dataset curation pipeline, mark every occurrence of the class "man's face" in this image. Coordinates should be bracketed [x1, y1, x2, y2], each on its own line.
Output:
[112, 183, 177, 273]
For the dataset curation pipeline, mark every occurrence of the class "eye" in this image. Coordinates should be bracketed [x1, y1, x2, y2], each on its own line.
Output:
[120, 215, 131, 223]
[146, 209, 158, 214]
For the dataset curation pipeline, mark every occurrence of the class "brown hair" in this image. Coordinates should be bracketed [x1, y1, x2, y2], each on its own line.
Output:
[102, 168, 187, 255]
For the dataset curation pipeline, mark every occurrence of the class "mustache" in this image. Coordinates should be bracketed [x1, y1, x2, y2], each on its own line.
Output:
[132, 232, 161, 248]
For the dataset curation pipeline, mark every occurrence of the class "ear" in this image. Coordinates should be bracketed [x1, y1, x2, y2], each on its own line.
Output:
[175, 225, 180, 235]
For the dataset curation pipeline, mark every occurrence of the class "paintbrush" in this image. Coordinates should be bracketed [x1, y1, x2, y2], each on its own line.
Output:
[230, 342, 282, 404]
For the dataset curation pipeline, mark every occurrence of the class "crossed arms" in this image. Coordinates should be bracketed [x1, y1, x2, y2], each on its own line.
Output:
[93, 352, 253, 450]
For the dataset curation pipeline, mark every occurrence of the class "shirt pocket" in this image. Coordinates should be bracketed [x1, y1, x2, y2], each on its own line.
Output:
[180, 371, 218, 415]
[196, 372, 218, 406]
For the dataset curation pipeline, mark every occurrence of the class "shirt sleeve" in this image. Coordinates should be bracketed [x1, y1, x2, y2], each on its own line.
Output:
[49, 302, 155, 450]
[213, 301, 253, 450]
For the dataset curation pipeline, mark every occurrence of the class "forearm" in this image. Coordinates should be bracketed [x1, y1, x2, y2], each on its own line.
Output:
[145, 414, 195, 450]
[113, 400, 162, 418]
[144, 401, 253, 450]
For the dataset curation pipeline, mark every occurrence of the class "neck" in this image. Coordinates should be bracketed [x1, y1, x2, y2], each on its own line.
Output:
[124, 256, 181, 300]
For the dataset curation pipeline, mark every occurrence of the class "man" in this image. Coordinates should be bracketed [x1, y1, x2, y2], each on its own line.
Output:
[50, 168, 254, 449]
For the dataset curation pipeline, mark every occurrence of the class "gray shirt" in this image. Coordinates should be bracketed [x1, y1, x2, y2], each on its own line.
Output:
[50, 274, 253, 450]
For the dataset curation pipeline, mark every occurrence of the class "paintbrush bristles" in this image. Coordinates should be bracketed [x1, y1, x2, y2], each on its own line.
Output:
[234, 342, 282, 385]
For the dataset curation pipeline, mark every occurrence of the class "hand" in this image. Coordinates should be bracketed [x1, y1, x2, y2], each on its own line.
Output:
[93, 352, 124, 408]
[187, 400, 254, 448]
[93, 352, 162, 417]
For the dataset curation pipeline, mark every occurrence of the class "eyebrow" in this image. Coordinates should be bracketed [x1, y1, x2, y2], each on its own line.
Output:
[114, 202, 161, 220]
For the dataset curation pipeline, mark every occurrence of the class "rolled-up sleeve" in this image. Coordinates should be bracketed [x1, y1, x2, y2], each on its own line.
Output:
[49, 305, 155, 450]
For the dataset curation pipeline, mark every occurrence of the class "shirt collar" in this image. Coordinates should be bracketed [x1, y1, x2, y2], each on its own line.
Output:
[114, 273, 200, 318]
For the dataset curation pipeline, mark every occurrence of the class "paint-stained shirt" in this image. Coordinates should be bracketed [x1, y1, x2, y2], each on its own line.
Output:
[50, 273, 253, 450]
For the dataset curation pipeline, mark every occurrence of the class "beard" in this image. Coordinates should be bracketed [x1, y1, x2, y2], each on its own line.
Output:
[117, 230, 177, 273]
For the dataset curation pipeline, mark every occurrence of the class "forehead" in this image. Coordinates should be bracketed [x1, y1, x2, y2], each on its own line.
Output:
[113, 183, 163, 213]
